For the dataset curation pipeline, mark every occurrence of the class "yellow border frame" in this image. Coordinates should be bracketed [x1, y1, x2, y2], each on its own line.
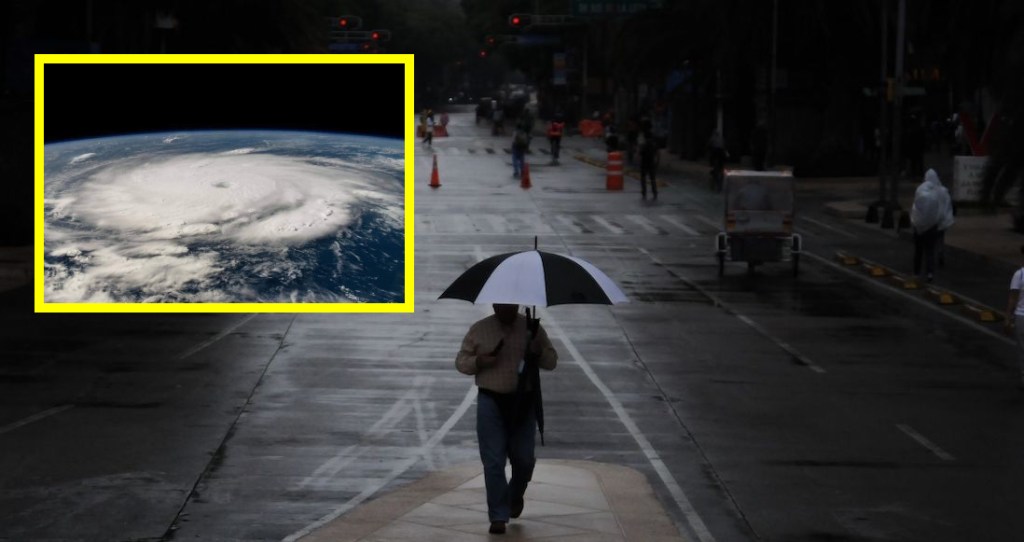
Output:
[34, 54, 414, 313]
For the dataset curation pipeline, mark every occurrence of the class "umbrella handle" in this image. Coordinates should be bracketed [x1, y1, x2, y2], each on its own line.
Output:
[526, 306, 540, 337]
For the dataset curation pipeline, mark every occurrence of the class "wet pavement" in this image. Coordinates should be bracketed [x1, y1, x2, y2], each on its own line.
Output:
[5, 106, 1024, 541]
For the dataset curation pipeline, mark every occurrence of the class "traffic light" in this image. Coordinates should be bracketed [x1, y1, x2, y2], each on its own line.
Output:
[370, 29, 391, 42]
[485, 35, 496, 47]
[509, 13, 531, 28]
[479, 49, 489, 58]
[336, 15, 362, 29]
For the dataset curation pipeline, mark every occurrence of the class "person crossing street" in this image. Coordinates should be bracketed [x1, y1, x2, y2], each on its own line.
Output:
[639, 129, 659, 199]
[456, 304, 558, 535]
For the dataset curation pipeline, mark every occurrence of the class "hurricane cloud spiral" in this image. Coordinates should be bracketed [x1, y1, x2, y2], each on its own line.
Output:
[44, 131, 404, 304]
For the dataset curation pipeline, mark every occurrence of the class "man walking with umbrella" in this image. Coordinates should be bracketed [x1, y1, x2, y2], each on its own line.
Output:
[456, 303, 558, 535]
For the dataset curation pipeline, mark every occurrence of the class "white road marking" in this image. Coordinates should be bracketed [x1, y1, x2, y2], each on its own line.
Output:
[692, 214, 721, 231]
[282, 383, 478, 542]
[660, 214, 701, 235]
[592, 215, 625, 235]
[734, 314, 827, 373]
[296, 445, 359, 490]
[896, 424, 955, 461]
[799, 216, 857, 238]
[638, 247, 826, 373]
[540, 308, 717, 542]
[626, 214, 662, 234]
[803, 251, 1014, 346]
[483, 215, 507, 234]
[177, 314, 257, 360]
[295, 380, 440, 491]
[0, 405, 73, 436]
[556, 215, 586, 234]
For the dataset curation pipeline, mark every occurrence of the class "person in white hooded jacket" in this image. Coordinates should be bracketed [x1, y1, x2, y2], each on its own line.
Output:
[910, 169, 954, 281]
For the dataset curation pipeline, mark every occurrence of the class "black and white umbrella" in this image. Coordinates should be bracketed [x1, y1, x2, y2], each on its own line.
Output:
[439, 249, 628, 307]
[440, 245, 626, 447]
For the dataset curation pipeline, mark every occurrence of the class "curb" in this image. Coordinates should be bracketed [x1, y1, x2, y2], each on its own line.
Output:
[834, 250, 1005, 323]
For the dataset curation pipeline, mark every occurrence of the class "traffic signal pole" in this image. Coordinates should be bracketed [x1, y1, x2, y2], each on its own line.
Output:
[883, 0, 907, 230]
[868, 0, 889, 224]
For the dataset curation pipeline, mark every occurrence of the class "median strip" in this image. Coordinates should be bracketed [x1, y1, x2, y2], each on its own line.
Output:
[833, 251, 1006, 322]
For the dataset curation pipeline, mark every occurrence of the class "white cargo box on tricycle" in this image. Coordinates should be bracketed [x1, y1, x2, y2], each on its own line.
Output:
[714, 170, 802, 276]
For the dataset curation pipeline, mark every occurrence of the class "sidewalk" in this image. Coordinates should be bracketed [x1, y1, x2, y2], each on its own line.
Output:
[295, 460, 687, 542]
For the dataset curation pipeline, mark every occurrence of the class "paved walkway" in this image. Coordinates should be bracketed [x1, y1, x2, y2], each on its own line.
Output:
[295, 460, 687, 542]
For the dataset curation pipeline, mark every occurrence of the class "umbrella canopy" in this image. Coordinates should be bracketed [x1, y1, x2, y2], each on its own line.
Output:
[439, 250, 628, 307]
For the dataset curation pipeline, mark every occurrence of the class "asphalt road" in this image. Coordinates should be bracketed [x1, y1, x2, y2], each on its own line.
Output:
[3, 107, 1023, 541]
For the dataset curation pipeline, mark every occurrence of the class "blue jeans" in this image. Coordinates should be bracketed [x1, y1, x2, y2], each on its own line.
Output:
[476, 389, 536, 522]
[512, 148, 525, 176]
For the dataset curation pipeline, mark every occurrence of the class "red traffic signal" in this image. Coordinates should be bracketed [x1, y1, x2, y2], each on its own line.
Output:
[370, 29, 391, 41]
[485, 35, 496, 46]
[479, 49, 488, 58]
[509, 13, 531, 28]
[336, 15, 362, 29]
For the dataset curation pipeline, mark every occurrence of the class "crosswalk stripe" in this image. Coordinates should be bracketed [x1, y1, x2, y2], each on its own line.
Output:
[592, 215, 625, 234]
[660, 215, 701, 235]
[692, 214, 721, 231]
[625, 215, 664, 234]
[556, 215, 588, 234]
[483, 215, 506, 233]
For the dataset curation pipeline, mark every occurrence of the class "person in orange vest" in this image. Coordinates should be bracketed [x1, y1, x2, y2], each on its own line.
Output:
[546, 117, 564, 165]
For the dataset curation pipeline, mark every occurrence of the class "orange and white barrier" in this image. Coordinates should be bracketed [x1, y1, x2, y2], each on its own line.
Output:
[606, 151, 623, 190]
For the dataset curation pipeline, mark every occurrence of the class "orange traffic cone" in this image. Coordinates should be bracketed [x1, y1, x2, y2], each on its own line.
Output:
[429, 155, 441, 188]
[520, 161, 532, 189]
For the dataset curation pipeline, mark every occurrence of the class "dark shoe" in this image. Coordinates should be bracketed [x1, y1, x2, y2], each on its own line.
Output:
[489, 521, 507, 534]
[511, 496, 524, 519]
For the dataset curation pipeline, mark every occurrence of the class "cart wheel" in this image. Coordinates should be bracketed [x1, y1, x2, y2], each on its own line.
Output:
[717, 253, 725, 277]
[792, 254, 800, 277]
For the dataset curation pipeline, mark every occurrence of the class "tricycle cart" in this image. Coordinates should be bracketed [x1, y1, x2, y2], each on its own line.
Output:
[714, 170, 802, 276]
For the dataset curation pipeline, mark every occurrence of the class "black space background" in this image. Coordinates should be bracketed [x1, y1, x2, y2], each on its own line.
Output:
[44, 62, 405, 142]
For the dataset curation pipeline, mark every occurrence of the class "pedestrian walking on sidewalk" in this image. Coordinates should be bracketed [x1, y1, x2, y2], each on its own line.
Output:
[492, 102, 505, 136]
[910, 169, 951, 281]
[423, 110, 435, 147]
[456, 304, 558, 534]
[639, 130, 659, 199]
[511, 128, 529, 178]
[546, 117, 564, 164]
[1005, 247, 1024, 389]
